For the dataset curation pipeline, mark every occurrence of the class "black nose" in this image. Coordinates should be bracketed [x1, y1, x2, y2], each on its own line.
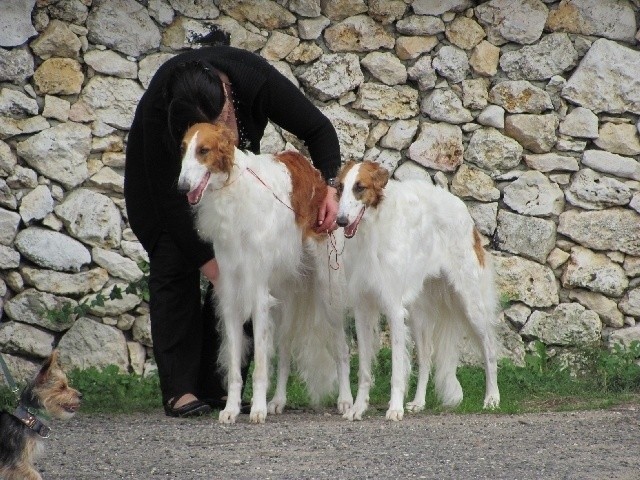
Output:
[336, 216, 348, 227]
[176, 179, 189, 194]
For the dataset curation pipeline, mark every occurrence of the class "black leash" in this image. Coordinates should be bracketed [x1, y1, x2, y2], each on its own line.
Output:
[0, 351, 19, 399]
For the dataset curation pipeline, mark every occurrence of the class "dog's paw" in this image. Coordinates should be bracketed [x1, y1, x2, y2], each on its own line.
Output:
[249, 407, 267, 424]
[405, 401, 425, 413]
[385, 408, 404, 421]
[343, 402, 367, 421]
[219, 408, 239, 424]
[336, 397, 353, 415]
[483, 394, 500, 410]
[268, 398, 286, 415]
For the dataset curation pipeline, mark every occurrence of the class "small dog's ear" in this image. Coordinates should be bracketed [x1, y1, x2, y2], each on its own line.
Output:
[35, 350, 59, 383]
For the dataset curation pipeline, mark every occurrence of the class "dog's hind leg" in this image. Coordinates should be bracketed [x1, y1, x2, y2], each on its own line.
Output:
[467, 310, 500, 409]
[321, 274, 353, 414]
[323, 295, 352, 414]
[249, 288, 272, 423]
[456, 279, 500, 409]
[344, 300, 379, 421]
[268, 341, 290, 414]
[432, 311, 464, 408]
[269, 305, 292, 415]
[333, 322, 353, 414]
[406, 301, 434, 413]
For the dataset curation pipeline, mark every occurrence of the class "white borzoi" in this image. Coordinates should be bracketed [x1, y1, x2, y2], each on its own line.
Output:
[335, 160, 500, 421]
[178, 122, 352, 424]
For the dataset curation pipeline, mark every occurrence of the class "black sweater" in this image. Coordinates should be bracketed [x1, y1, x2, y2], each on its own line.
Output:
[124, 46, 341, 269]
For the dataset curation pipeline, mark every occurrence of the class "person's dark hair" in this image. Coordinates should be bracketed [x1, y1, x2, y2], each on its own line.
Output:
[193, 26, 231, 47]
[164, 60, 225, 145]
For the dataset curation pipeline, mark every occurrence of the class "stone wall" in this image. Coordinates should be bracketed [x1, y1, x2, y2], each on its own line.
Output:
[1, 0, 640, 382]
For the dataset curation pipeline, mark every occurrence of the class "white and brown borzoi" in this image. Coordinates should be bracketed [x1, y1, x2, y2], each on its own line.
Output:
[178, 122, 352, 424]
[335, 160, 500, 421]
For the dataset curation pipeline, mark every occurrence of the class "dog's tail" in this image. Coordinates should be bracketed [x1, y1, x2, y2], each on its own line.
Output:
[285, 281, 341, 405]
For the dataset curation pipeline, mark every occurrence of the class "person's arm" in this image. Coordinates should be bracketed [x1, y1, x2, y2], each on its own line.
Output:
[258, 65, 341, 182]
[140, 98, 215, 268]
[257, 65, 342, 231]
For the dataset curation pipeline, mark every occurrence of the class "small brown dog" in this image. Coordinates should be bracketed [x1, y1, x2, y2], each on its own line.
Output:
[0, 350, 82, 480]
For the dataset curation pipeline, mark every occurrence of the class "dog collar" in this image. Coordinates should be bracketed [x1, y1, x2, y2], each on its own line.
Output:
[13, 404, 51, 438]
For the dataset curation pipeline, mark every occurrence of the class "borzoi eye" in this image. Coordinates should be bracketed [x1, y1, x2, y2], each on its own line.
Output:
[354, 182, 365, 194]
[336, 183, 344, 195]
[198, 147, 210, 156]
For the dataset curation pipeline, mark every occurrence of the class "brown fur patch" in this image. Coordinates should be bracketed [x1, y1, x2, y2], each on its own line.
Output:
[355, 161, 389, 208]
[274, 151, 328, 240]
[336, 161, 389, 208]
[182, 123, 237, 181]
[473, 227, 485, 268]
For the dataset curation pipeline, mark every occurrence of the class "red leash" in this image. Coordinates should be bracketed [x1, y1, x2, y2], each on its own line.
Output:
[246, 167, 294, 213]
[246, 166, 343, 274]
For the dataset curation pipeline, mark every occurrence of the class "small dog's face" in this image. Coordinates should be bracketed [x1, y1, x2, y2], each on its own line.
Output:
[33, 350, 82, 420]
[178, 122, 236, 205]
[335, 161, 389, 238]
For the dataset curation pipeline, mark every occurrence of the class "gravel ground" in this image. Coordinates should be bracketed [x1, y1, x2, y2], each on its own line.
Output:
[35, 405, 640, 480]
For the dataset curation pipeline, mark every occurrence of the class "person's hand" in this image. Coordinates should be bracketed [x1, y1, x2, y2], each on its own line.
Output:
[316, 186, 338, 233]
[200, 258, 220, 287]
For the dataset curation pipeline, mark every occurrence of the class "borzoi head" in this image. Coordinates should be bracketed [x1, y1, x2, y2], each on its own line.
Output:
[335, 160, 389, 238]
[177, 122, 236, 205]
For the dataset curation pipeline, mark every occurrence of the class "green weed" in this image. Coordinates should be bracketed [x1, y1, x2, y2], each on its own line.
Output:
[66, 365, 162, 413]
[43, 261, 150, 325]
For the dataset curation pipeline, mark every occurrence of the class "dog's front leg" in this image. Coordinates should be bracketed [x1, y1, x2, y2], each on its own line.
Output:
[219, 308, 244, 424]
[344, 303, 378, 421]
[250, 289, 271, 423]
[386, 307, 408, 421]
[3, 464, 43, 480]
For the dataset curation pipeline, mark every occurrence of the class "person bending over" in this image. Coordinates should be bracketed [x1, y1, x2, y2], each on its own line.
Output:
[124, 35, 341, 417]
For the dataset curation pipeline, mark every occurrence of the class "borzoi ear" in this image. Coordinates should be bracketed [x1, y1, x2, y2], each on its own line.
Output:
[341, 160, 357, 173]
[207, 123, 236, 179]
[371, 163, 389, 190]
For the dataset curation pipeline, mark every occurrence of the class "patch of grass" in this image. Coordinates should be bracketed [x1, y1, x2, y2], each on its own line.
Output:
[65, 365, 162, 413]
[0, 365, 162, 413]
[0, 386, 16, 411]
[64, 365, 162, 413]
[1, 342, 638, 415]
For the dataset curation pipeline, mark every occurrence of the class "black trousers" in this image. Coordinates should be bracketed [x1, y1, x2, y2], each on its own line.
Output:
[148, 233, 253, 406]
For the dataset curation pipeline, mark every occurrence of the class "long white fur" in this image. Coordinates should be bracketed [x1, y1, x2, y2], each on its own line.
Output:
[178, 133, 352, 424]
[337, 162, 500, 421]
